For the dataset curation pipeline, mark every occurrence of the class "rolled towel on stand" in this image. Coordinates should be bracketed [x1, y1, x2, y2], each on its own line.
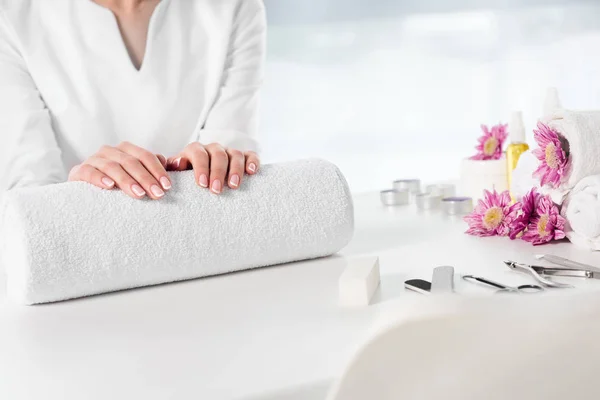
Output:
[561, 175, 600, 251]
[1, 159, 354, 305]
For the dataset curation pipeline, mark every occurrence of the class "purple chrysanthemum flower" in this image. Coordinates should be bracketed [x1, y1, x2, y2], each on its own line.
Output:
[509, 188, 542, 240]
[464, 190, 521, 237]
[470, 123, 508, 161]
[532, 122, 569, 188]
[521, 195, 566, 245]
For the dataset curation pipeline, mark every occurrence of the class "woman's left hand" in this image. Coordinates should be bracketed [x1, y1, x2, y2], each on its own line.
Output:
[166, 143, 260, 194]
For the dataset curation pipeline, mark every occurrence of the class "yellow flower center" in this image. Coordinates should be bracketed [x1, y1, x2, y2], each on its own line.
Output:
[537, 214, 550, 237]
[483, 206, 504, 230]
[483, 137, 499, 156]
[545, 143, 559, 169]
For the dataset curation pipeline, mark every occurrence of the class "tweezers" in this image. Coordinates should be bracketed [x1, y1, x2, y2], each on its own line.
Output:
[533, 266, 598, 279]
[534, 255, 600, 279]
[507, 255, 600, 279]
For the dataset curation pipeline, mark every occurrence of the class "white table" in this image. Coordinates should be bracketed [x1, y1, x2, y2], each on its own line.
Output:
[2, 192, 600, 400]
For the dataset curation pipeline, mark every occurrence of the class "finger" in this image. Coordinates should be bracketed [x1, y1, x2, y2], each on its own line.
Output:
[206, 144, 228, 194]
[156, 154, 168, 169]
[244, 151, 260, 175]
[118, 141, 171, 192]
[116, 155, 165, 199]
[183, 143, 210, 188]
[166, 155, 190, 171]
[87, 156, 147, 199]
[69, 164, 115, 190]
[226, 149, 245, 189]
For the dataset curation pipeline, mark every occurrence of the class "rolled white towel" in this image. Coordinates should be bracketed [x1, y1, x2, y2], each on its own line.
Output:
[561, 175, 600, 250]
[1, 158, 354, 304]
[543, 109, 600, 203]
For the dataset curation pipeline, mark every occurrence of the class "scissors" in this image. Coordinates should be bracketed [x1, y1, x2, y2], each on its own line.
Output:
[462, 274, 544, 294]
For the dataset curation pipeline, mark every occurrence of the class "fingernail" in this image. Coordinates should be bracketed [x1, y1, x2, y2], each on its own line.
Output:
[173, 157, 181, 169]
[132, 184, 146, 197]
[211, 179, 222, 194]
[151, 185, 165, 197]
[102, 177, 115, 188]
[229, 174, 240, 188]
[160, 176, 171, 190]
[199, 174, 208, 188]
[248, 163, 256, 173]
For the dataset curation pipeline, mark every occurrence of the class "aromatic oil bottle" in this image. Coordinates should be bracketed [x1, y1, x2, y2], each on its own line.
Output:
[506, 111, 529, 197]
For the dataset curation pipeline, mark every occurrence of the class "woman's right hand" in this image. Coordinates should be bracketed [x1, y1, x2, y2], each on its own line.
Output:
[68, 141, 172, 200]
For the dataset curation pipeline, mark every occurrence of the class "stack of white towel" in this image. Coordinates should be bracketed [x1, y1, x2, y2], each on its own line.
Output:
[513, 90, 600, 250]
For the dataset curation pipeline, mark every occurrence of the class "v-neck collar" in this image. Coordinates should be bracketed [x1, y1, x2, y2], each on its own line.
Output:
[82, 0, 170, 75]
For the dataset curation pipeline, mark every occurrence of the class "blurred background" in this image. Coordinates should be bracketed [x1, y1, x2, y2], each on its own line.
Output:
[258, 0, 600, 192]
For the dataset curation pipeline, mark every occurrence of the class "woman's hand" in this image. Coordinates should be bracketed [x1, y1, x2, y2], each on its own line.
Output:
[68, 141, 172, 200]
[167, 143, 259, 194]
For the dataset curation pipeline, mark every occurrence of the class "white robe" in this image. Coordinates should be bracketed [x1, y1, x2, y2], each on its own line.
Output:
[0, 0, 266, 190]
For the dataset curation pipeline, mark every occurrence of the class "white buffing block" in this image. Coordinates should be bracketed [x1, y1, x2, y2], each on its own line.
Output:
[338, 256, 381, 307]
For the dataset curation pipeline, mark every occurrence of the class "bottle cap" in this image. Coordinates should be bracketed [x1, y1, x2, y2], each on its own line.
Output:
[509, 111, 526, 143]
[543, 87, 562, 116]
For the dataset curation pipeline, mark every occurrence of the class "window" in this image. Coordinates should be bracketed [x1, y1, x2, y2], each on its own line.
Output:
[260, 0, 600, 192]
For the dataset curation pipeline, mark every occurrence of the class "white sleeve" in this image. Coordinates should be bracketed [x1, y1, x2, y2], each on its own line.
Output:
[198, 0, 266, 152]
[0, 9, 66, 191]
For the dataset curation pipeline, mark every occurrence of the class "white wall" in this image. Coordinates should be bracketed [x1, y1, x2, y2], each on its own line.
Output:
[258, 1, 600, 193]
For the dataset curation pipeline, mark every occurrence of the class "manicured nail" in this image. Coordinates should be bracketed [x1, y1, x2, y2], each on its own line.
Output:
[172, 157, 181, 169]
[229, 174, 240, 188]
[132, 184, 146, 197]
[102, 177, 115, 188]
[248, 163, 256, 173]
[211, 179, 222, 194]
[151, 185, 165, 197]
[199, 174, 209, 188]
[160, 176, 171, 190]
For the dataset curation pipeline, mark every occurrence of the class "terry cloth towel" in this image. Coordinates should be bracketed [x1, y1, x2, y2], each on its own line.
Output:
[1, 159, 354, 305]
[561, 175, 600, 251]
[543, 109, 600, 204]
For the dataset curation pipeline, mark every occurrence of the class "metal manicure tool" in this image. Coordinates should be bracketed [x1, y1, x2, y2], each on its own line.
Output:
[462, 275, 544, 294]
[405, 266, 455, 295]
[533, 255, 600, 279]
[504, 260, 573, 288]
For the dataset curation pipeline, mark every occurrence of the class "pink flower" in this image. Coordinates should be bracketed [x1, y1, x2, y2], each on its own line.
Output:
[521, 195, 566, 245]
[470, 123, 508, 161]
[509, 188, 542, 240]
[464, 189, 521, 237]
[532, 122, 569, 188]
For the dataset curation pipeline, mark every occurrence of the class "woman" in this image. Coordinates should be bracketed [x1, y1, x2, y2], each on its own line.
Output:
[0, 0, 265, 199]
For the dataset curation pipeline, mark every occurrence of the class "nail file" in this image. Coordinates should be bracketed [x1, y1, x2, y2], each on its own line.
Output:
[431, 266, 455, 294]
[404, 279, 431, 295]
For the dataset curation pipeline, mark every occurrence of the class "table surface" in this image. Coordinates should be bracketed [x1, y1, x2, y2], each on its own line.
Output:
[2, 192, 600, 400]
